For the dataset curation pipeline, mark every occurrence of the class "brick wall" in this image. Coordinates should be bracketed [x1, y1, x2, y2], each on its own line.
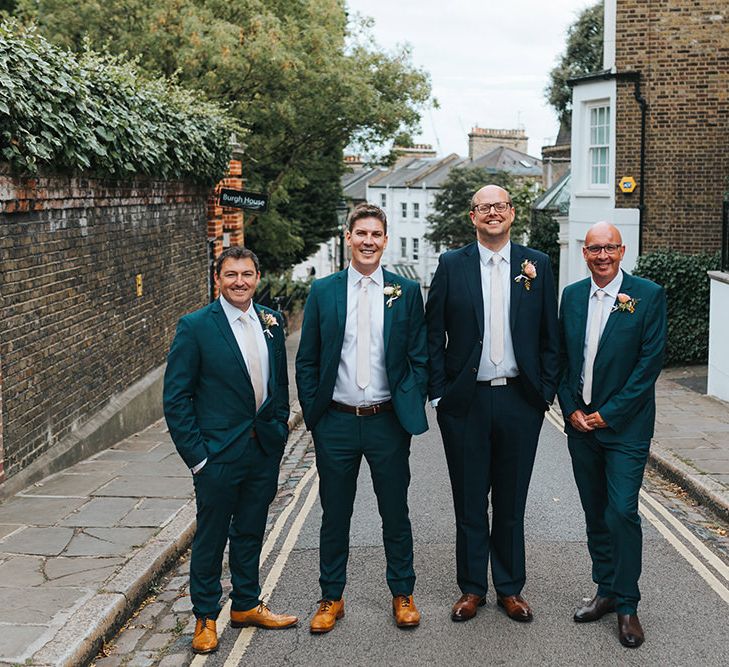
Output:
[0, 174, 210, 483]
[614, 1, 729, 253]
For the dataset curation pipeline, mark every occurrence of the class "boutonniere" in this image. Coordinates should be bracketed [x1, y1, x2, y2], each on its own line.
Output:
[258, 310, 279, 338]
[611, 293, 639, 313]
[383, 282, 402, 308]
[514, 259, 537, 291]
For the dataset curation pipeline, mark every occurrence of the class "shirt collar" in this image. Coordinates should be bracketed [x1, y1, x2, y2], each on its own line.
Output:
[219, 295, 257, 325]
[590, 269, 623, 300]
[477, 239, 511, 266]
[347, 263, 383, 288]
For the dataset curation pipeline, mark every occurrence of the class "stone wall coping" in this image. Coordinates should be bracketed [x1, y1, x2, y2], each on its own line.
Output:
[708, 270, 729, 285]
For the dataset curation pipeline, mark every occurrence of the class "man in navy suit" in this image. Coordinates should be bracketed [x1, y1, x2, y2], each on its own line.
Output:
[164, 247, 297, 654]
[558, 222, 666, 648]
[426, 184, 560, 623]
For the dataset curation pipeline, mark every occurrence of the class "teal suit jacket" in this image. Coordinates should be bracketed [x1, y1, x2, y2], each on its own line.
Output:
[295, 268, 428, 435]
[557, 271, 667, 443]
[163, 300, 290, 469]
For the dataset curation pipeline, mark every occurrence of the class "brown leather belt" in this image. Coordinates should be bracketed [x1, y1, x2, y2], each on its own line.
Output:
[476, 377, 520, 387]
[330, 400, 394, 416]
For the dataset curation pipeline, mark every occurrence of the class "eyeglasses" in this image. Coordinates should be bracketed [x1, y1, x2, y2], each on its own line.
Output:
[584, 244, 622, 255]
[472, 202, 511, 214]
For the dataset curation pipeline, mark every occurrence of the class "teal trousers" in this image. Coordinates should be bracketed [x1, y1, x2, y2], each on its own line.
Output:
[568, 432, 649, 615]
[313, 407, 415, 600]
[190, 437, 281, 619]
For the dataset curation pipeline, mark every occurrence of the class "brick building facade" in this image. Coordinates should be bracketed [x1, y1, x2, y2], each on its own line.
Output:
[0, 174, 210, 487]
[614, 0, 728, 253]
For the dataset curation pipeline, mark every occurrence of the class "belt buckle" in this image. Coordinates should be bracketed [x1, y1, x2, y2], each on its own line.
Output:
[355, 405, 365, 417]
[490, 377, 507, 387]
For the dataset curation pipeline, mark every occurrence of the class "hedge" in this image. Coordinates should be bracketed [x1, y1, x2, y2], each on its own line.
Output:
[633, 249, 721, 365]
[0, 21, 237, 184]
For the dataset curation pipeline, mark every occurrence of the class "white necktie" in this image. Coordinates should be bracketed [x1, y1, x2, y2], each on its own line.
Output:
[356, 277, 371, 389]
[490, 254, 504, 366]
[240, 315, 264, 410]
[582, 289, 605, 406]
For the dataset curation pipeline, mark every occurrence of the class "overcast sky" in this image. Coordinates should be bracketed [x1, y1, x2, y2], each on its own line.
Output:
[346, 0, 595, 158]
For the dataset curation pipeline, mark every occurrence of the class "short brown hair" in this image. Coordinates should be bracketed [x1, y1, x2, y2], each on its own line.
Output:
[215, 246, 260, 275]
[347, 203, 387, 234]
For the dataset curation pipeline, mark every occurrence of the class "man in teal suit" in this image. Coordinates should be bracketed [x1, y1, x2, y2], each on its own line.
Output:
[558, 222, 667, 649]
[296, 203, 428, 633]
[164, 247, 297, 654]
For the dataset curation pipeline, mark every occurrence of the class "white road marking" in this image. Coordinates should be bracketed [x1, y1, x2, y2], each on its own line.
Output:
[223, 476, 320, 666]
[190, 463, 318, 666]
[546, 405, 729, 605]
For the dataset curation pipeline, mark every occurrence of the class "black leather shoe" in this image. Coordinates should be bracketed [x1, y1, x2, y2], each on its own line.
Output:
[573, 595, 616, 623]
[618, 613, 644, 648]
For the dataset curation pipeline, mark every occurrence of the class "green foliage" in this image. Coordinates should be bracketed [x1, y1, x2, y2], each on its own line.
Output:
[256, 272, 312, 319]
[545, 2, 603, 128]
[12, 1, 433, 270]
[633, 250, 721, 365]
[0, 21, 236, 183]
[424, 167, 539, 250]
[528, 210, 560, 277]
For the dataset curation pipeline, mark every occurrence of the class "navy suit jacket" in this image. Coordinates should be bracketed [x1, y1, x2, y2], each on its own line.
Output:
[295, 268, 428, 435]
[426, 241, 560, 415]
[163, 300, 290, 469]
[557, 271, 667, 443]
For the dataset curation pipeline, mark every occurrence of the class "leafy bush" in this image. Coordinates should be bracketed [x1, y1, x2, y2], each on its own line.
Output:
[256, 274, 312, 318]
[0, 21, 237, 184]
[633, 249, 721, 365]
[528, 210, 560, 279]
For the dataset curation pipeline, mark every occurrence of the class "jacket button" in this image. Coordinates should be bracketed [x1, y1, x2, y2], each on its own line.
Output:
[472, 368, 477, 373]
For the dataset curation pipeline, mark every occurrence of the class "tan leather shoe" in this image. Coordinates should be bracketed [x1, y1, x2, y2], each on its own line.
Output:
[393, 595, 420, 628]
[451, 593, 486, 622]
[192, 618, 218, 654]
[497, 594, 533, 622]
[230, 602, 298, 629]
[310, 598, 345, 634]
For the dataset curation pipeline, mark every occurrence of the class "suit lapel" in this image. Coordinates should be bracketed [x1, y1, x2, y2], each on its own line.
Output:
[509, 244, 523, 331]
[254, 304, 276, 397]
[382, 269, 394, 351]
[573, 279, 592, 358]
[597, 271, 629, 355]
[334, 270, 348, 360]
[211, 300, 251, 381]
[462, 244, 485, 336]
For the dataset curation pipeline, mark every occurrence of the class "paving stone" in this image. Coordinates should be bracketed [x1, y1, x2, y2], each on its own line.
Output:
[696, 460, 729, 474]
[44, 556, 123, 587]
[171, 595, 193, 613]
[155, 613, 180, 631]
[23, 472, 117, 497]
[111, 437, 168, 452]
[142, 632, 172, 651]
[0, 526, 74, 556]
[0, 555, 45, 586]
[121, 459, 190, 478]
[135, 601, 167, 626]
[93, 476, 191, 499]
[60, 497, 139, 527]
[167, 575, 188, 590]
[64, 527, 156, 557]
[66, 459, 128, 475]
[95, 448, 171, 463]
[670, 447, 728, 461]
[109, 627, 146, 654]
[92, 655, 125, 667]
[156, 590, 180, 603]
[0, 524, 22, 539]
[0, 586, 88, 623]
[158, 653, 191, 667]
[0, 496, 86, 526]
[120, 498, 187, 527]
[126, 651, 157, 666]
[0, 624, 47, 663]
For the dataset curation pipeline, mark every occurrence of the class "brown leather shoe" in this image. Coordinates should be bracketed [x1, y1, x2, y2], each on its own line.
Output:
[618, 613, 644, 648]
[393, 595, 420, 628]
[574, 595, 616, 623]
[497, 594, 533, 622]
[192, 618, 217, 654]
[310, 598, 345, 634]
[451, 593, 486, 622]
[230, 602, 298, 629]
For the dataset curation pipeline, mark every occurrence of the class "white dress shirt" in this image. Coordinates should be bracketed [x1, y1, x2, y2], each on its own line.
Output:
[477, 240, 519, 381]
[580, 270, 623, 385]
[192, 296, 270, 474]
[333, 264, 391, 406]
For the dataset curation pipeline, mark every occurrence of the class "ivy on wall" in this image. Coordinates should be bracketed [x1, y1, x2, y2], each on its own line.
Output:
[0, 21, 237, 184]
[633, 249, 721, 365]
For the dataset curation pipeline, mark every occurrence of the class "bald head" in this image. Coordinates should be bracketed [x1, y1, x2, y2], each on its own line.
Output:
[582, 221, 625, 287]
[470, 185, 511, 210]
[585, 221, 622, 247]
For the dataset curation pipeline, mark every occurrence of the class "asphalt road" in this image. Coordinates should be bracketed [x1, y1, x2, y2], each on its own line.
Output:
[194, 411, 729, 667]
